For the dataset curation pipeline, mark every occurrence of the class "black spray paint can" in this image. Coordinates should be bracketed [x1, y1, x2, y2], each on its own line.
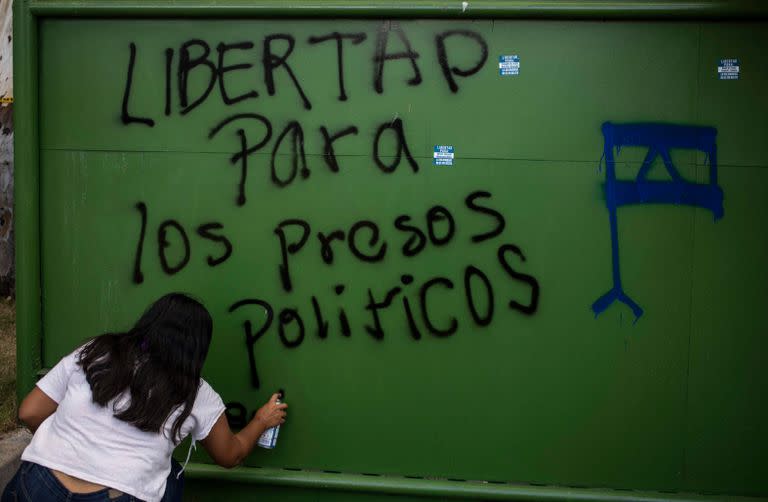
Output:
[257, 389, 284, 449]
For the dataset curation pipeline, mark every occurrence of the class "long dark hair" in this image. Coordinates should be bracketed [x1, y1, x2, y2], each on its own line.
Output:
[78, 293, 213, 441]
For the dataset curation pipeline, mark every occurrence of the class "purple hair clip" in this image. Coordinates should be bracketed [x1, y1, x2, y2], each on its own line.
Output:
[140, 337, 149, 352]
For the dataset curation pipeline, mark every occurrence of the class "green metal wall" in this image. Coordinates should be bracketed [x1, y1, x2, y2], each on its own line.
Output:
[15, 2, 768, 500]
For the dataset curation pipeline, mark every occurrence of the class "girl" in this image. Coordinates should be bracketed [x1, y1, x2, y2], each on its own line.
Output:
[2, 293, 287, 501]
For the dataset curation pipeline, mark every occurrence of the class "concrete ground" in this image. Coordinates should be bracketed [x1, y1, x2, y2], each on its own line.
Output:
[0, 428, 31, 492]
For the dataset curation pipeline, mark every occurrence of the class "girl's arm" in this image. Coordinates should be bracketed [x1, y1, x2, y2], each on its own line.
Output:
[18, 387, 59, 433]
[200, 393, 287, 468]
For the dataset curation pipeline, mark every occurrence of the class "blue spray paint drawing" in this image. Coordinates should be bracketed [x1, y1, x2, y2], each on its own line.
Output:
[592, 122, 724, 322]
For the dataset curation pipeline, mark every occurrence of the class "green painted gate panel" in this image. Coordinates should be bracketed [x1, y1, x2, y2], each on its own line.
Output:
[17, 6, 768, 501]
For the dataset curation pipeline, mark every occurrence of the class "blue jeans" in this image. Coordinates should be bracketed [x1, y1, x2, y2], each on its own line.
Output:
[1, 460, 184, 502]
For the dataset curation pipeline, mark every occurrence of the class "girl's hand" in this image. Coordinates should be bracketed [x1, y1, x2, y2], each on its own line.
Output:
[254, 393, 287, 428]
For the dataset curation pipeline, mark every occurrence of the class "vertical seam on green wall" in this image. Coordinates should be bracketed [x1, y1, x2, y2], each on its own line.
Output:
[680, 21, 705, 487]
[35, 14, 44, 372]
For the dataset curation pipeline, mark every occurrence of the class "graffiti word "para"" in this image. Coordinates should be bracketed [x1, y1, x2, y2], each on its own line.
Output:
[207, 114, 420, 206]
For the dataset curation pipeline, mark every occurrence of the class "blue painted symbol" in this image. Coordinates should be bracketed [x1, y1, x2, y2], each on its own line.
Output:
[592, 122, 724, 322]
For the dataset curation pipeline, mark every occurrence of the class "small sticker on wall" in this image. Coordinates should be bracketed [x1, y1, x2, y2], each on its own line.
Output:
[718, 58, 739, 80]
[499, 55, 520, 76]
[433, 146, 454, 166]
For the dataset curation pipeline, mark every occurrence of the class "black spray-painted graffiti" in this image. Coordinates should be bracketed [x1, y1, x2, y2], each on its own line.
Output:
[131, 191, 540, 390]
[120, 22, 537, 425]
[121, 24, 488, 121]
[121, 23, 489, 205]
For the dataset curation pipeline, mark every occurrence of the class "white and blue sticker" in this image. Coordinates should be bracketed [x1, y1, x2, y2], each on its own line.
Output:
[718, 58, 739, 80]
[499, 55, 520, 76]
[433, 145, 454, 166]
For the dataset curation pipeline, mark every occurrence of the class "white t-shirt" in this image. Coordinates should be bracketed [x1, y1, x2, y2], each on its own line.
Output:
[21, 349, 226, 502]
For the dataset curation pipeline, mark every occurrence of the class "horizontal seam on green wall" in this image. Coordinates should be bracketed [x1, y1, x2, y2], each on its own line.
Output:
[36, 147, 768, 170]
[26, 1, 768, 19]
